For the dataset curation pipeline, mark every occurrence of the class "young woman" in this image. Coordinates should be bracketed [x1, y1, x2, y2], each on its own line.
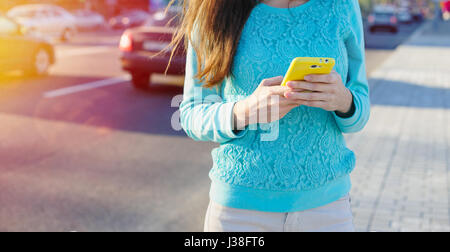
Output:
[168, 0, 370, 232]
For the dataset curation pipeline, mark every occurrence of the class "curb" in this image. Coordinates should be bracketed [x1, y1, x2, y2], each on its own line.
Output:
[404, 21, 432, 45]
[403, 20, 450, 47]
[367, 21, 434, 80]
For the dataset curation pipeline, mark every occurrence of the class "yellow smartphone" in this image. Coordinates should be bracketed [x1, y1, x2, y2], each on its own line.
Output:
[281, 57, 336, 86]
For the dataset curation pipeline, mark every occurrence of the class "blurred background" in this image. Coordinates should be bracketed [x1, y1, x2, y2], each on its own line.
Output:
[0, 0, 449, 232]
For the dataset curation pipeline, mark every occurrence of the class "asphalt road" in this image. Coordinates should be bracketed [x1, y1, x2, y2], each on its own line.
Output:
[364, 21, 422, 74]
[0, 22, 422, 232]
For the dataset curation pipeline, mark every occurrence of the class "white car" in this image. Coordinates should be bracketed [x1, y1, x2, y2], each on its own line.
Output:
[109, 10, 151, 30]
[7, 4, 77, 41]
[398, 11, 413, 24]
[72, 10, 106, 31]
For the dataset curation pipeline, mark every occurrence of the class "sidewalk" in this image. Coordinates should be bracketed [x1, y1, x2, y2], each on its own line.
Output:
[346, 21, 450, 232]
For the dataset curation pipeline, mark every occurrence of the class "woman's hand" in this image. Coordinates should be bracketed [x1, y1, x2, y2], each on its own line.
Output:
[233, 76, 299, 130]
[284, 71, 353, 114]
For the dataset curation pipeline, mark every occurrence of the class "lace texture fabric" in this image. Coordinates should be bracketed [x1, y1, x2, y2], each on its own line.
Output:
[209, 0, 359, 192]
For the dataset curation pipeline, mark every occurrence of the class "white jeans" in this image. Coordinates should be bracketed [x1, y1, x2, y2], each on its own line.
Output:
[204, 194, 355, 232]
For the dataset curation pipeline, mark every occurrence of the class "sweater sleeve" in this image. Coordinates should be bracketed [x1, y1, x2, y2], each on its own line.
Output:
[333, 0, 371, 134]
[179, 41, 248, 144]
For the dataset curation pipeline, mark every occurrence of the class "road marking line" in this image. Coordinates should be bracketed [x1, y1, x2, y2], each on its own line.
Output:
[57, 46, 114, 58]
[43, 76, 130, 98]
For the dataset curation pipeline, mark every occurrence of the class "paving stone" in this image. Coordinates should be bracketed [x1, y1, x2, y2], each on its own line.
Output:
[347, 21, 450, 232]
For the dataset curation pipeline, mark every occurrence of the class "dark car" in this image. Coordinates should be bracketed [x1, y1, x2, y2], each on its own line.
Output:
[119, 8, 185, 89]
[368, 10, 398, 33]
[411, 8, 424, 22]
[109, 10, 151, 30]
[0, 15, 54, 76]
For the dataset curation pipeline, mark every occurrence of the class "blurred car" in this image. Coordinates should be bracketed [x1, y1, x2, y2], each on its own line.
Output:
[0, 15, 54, 76]
[368, 9, 398, 33]
[397, 10, 413, 24]
[411, 8, 424, 22]
[109, 10, 151, 30]
[119, 7, 184, 89]
[72, 9, 106, 31]
[7, 4, 77, 41]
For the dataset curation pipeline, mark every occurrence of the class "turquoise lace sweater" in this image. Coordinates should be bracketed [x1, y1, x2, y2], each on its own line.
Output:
[180, 0, 370, 212]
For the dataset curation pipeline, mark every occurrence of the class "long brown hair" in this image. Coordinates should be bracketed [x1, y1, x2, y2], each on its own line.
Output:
[165, 1, 302, 88]
[165, 0, 259, 88]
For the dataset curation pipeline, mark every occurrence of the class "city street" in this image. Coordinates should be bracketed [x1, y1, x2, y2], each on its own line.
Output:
[364, 20, 422, 73]
[0, 30, 210, 232]
[0, 21, 438, 232]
